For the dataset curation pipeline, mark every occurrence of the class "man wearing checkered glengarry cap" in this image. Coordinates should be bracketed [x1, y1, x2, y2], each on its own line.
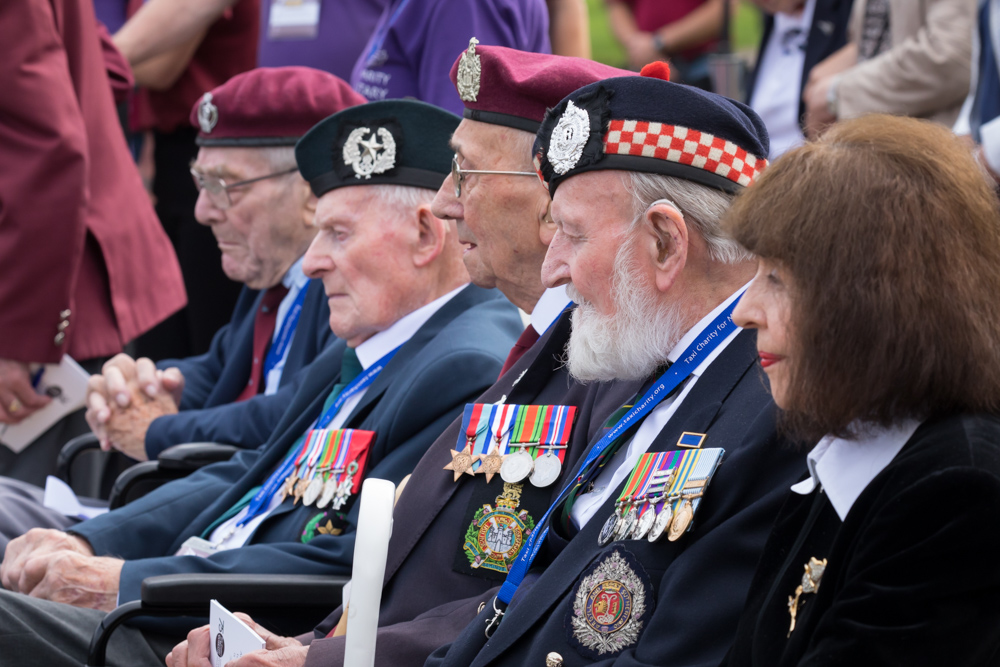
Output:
[427, 63, 807, 667]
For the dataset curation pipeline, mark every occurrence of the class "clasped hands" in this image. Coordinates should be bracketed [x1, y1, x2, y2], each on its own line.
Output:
[85, 353, 183, 461]
[0, 528, 123, 613]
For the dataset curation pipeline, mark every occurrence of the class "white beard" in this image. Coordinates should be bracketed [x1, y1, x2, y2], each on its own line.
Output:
[565, 240, 684, 382]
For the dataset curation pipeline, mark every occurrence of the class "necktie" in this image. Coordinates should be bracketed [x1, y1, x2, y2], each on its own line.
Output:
[236, 285, 289, 402]
[498, 325, 541, 378]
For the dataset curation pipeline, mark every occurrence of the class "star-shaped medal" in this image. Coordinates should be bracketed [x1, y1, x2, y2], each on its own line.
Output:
[478, 445, 506, 483]
[444, 444, 480, 482]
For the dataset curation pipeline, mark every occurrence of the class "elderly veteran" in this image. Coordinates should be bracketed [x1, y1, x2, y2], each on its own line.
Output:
[427, 66, 806, 667]
[722, 117, 1000, 666]
[0, 99, 522, 667]
[0, 67, 358, 552]
[165, 43, 640, 667]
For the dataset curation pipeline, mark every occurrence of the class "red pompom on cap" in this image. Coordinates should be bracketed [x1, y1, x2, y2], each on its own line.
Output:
[639, 61, 671, 81]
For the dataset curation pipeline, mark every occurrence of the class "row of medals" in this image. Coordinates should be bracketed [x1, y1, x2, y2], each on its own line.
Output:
[597, 467, 706, 545]
[459, 437, 564, 488]
[281, 460, 359, 510]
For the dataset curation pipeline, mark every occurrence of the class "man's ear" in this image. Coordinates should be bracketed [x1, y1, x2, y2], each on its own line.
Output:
[539, 200, 557, 246]
[640, 200, 688, 293]
[300, 181, 318, 228]
[413, 203, 447, 268]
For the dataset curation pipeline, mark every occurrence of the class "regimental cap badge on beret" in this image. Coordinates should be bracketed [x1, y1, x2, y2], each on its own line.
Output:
[548, 100, 590, 175]
[197, 93, 219, 134]
[342, 126, 397, 180]
[456, 37, 482, 102]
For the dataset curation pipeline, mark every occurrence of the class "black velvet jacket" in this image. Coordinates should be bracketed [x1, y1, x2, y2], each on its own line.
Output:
[721, 413, 1000, 667]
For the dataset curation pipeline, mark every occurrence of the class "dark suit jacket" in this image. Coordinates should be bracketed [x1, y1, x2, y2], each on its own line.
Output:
[428, 330, 806, 667]
[745, 0, 854, 131]
[71, 285, 522, 606]
[301, 312, 643, 667]
[0, 0, 185, 364]
[144, 279, 336, 459]
[721, 413, 1000, 667]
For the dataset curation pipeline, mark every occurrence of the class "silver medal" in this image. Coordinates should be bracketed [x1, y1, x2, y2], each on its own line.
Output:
[529, 451, 562, 487]
[500, 448, 534, 483]
[648, 502, 674, 542]
[615, 506, 637, 542]
[316, 477, 337, 509]
[331, 461, 359, 510]
[302, 477, 323, 507]
[632, 507, 657, 541]
[597, 511, 620, 547]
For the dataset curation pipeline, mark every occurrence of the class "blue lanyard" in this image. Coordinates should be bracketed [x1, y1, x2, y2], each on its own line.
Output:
[496, 291, 745, 605]
[263, 284, 309, 380]
[364, 0, 412, 63]
[237, 344, 402, 526]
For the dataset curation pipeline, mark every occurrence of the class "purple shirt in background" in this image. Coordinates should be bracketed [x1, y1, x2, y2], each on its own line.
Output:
[93, 0, 128, 33]
[350, 0, 550, 115]
[257, 0, 389, 81]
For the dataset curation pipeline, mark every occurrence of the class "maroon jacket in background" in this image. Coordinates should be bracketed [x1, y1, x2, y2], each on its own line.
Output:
[96, 20, 134, 103]
[127, 0, 260, 133]
[0, 0, 187, 363]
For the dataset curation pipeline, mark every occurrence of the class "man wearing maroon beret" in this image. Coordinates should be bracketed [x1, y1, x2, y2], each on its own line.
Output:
[0, 67, 360, 549]
[165, 42, 641, 667]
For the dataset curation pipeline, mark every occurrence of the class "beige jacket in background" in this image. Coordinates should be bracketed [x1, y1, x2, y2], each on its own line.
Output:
[838, 0, 976, 127]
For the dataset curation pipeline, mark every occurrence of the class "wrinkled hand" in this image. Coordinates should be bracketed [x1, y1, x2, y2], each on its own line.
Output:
[0, 358, 51, 424]
[166, 613, 303, 667]
[85, 353, 182, 460]
[802, 74, 837, 140]
[2, 528, 93, 592]
[19, 550, 123, 611]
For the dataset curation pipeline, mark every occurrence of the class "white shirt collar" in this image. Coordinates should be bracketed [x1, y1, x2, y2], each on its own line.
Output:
[664, 281, 751, 377]
[353, 283, 468, 370]
[281, 255, 309, 290]
[529, 285, 572, 335]
[790, 419, 923, 520]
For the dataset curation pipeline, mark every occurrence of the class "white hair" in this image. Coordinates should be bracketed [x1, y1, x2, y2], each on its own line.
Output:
[624, 172, 752, 264]
[565, 233, 686, 382]
[367, 184, 436, 216]
[255, 146, 299, 174]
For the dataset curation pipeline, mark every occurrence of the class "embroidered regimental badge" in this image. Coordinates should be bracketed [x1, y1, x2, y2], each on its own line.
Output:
[300, 510, 348, 543]
[568, 547, 653, 659]
[342, 126, 397, 179]
[457, 37, 482, 102]
[462, 482, 535, 576]
[548, 100, 590, 175]
[197, 93, 218, 134]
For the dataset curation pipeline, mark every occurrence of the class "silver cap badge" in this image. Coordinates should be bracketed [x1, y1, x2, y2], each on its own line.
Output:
[342, 127, 397, 180]
[456, 37, 482, 102]
[197, 93, 218, 134]
[547, 100, 589, 175]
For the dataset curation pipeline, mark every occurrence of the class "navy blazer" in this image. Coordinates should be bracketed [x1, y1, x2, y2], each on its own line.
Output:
[745, 0, 854, 131]
[302, 312, 644, 667]
[72, 285, 522, 605]
[428, 330, 806, 667]
[145, 278, 335, 459]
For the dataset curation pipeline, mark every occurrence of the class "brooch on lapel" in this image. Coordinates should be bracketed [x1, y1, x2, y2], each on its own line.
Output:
[567, 547, 653, 659]
[460, 482, 536, 576]
[787, 557, 828, 636]
[300, 510, 348, 543]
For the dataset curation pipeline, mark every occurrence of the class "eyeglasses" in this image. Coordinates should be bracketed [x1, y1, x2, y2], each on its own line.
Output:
[451, 154, 536, 198]
[190, 166, 298, 210]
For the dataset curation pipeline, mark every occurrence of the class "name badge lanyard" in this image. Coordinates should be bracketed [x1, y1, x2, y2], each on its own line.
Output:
[363, 0, 413, 65]
[237, 344, 402, 526]
[263, 285, 309, 380]
[492, 290, 746, 617]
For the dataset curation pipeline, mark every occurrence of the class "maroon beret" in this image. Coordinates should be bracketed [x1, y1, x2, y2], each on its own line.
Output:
[190, 66, 367, 147]
[448, 39, 635, 133]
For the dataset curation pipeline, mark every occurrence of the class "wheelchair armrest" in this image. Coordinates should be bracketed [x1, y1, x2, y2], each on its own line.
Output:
[157, 442, 239, 472]
[141, 573, 347, 609]
[55, 433, 100, 484]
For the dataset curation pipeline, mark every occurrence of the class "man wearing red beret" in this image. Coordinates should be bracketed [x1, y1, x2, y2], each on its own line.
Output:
[166, 42, 639, 667]
[0, 68, 361, 549]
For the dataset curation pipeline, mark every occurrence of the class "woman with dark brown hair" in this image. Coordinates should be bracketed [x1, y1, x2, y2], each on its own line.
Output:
[718, 114, 1000, 666]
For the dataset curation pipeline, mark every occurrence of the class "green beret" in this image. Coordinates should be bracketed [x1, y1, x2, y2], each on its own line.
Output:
[295, 99, 460, 197]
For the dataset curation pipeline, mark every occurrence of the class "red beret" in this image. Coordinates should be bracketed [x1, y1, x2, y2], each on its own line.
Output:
[191, 66, 367, 147]
[449, 39, 635, 133]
